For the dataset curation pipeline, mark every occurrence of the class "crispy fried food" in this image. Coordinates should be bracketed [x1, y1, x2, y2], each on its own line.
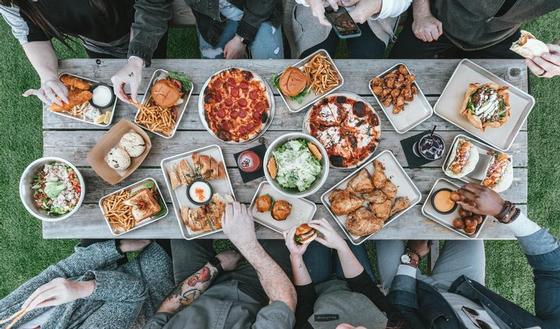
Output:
[192, 153, 226, 180]
[370, 199, 392, 220]
[302, 53, 341, 94]
[256, 194, 273, 212]
[102, 189, 135, 233]
[272, 200, 292, 221]
[381, 180, 397, 200]
[60, 74, 91, 90]
[177, 159, 195, 185]
[372, 160, 387, 189]
[329, 189, 363, 216]
[308, 142, 323, 161]
[370, 64, 417, 114]
[346, 207, 384, 236]
[207, 194, 226, 229]
[267, 157, 278, 179]
[347, 169, 374, 193]
[362, 189, 387, 204]
[181, 207, 212, 232]
[135, 95, 177, 137]
[389, 197, 411, 217]
[50, 90, 93, 112]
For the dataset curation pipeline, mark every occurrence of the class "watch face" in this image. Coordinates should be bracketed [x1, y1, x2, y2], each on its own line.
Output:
[401, 254, 411, 264]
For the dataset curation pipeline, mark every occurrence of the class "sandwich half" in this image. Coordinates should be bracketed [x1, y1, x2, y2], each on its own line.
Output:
[445, 138, 479, 178]
[510, 30, 549, 59]
[482, 153, 513, 192]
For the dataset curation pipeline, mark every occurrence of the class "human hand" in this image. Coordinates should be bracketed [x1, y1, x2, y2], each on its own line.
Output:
[526, 44, 560, 78]
[119, 240, 151, 253]
[21, 278, 95, 311]
[308, 218, 346, 251]
[307, 0, 338, 27]
[407, 240, 430, 258]
[224, 35, 247, 59]
[349, 0, 382, 24]
[339, 0, 360, 7]
[223, 202, 257, 251]
[284, 225, 310, 257]
[111, 56, 143, 104]
[216, 250, 243, 271]
[456, 183, 505, 217]
[22, 78, 69, 106]
[412, 14, 443, 42]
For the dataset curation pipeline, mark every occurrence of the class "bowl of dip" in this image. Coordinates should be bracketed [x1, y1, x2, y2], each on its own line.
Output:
[187, 180, 213, 206]
[92, 84, 116, 108]
[430, 188, 457, 214]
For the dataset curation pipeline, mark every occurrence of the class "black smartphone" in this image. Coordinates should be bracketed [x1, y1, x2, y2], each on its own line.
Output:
[324, 6, 362, 39]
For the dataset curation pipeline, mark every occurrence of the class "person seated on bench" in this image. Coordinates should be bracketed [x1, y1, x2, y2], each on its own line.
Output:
[376, 183, 560, 329]
[0, 240, 174, 329]
[285, 217, 411, 329]
[293, 0, 411, 59]
[0, 0, 173, 105]
[182, 0, 284, 59]
[390, 0, 560, 78]
[144, 202, 296, 329]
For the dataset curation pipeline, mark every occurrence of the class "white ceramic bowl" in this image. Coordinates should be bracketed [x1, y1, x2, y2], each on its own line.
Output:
[264, 133, 330, 198]
[19, 157, 85, 222]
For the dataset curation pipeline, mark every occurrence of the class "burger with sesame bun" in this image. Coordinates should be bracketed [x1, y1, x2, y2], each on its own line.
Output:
[294, 223, 317, 245]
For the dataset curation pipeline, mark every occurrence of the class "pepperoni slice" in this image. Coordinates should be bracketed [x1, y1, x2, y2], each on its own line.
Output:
[217, 109, 226, 118]
[252, 111, 261, 120]
[249, 90, 259, 100]
[230, 110, 238, 119]
[239, 110, 247, 118]
[231, 87, 239, 97]
[239, 81, 249, 90]
[255, 101, 266, 111]
[213, 92, 222, 102]
[227, 77, 236, 86]
[224, 98, 233, 106]
[237, 98, 247, 107]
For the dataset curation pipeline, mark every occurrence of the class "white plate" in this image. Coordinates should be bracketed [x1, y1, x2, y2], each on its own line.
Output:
[249, 181, 317, 235]
[135, 69, 193, 139]
[275, 49, 344, 113]
[434, 59, 534, 151]
[98, 177, 168, 236]
[421, 178, 487, 239]
[442, 134, 511, 185]
[369, 63, 433, 134]
[160, 145, 236, 240]
[198, 67, 275, 144]
[321, 150, 421, 245]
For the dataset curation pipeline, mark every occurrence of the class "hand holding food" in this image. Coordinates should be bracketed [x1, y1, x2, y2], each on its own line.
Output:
[111, 56, 144, 104]
[285, 225, 312, 256]
[460, 83, 510, 131]
[223, 202, 257, 249]
[510, 30, 550, 59]
[412, 14, 443, 42]
[215, 250, 243, 271]
[23, 78, 69, 106]
[456, 183, 505, 217]
[525, 44, 560, 78]
[308, 218, 345, 251]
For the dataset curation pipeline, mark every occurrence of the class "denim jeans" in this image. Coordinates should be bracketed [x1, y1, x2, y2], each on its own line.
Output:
[303, 241, 376, 284]
[197, 19, 283, 59]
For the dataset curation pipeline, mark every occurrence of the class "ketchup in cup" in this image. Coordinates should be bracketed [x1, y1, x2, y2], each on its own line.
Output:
[238, 150, 262, 173]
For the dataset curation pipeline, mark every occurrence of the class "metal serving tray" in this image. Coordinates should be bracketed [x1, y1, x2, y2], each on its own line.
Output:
[434, 59, 534, 151]
[369, 63, 433, 134]
[442, 134, 511, 185]
[274, 49, 344, 113]
[46, 72, 117, 127]
[198, 67, 275, 144]
[249, 181, 317, 235]
[135, 69, 193, 139]
[321, 150, 422, 245]
[421, 178, 488, 239]
[99, 177, 168, 237]
[160, 144, 235, 240]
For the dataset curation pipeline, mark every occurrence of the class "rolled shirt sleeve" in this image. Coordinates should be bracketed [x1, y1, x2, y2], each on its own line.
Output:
[252, 300, 295, 329]
[0, 5, 49, 44]
[376, 0, 412, 19]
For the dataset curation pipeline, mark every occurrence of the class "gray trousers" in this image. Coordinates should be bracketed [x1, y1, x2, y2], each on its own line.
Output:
[375, 240, 486, 291]
[171, 239, 291, 305]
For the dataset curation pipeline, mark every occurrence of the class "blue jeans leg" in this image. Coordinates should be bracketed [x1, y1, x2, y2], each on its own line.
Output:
[303, 241, 333, 284]
[335, 242, 376, 282]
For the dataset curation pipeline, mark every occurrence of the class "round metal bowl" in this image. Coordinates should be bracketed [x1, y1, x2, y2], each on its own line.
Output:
[263, 132, 330, 198]
[19, 157, 85, 222]
[198, 67, 275, 144]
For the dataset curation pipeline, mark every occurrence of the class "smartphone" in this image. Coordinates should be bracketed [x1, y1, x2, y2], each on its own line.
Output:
[324, 6, 362, 39]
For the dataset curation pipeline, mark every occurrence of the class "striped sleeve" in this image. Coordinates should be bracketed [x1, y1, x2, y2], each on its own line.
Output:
[0, 4, 48, 44]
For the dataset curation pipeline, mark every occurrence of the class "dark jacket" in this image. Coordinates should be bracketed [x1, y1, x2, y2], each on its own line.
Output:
[389, 229, 560, 329]
[183, 0, 282, 46]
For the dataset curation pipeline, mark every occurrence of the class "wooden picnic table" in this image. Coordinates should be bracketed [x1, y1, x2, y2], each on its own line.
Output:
[42, 58, 529, 240]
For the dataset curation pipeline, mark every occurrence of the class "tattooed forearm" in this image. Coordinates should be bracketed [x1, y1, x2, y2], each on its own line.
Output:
[157, 263, 218, 314]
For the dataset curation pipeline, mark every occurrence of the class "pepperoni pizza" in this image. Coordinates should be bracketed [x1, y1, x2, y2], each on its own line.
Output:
[201, 68, 271, 143]
[306, 94, 381, 168]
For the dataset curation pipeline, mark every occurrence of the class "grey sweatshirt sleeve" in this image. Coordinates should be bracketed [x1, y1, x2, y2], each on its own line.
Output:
[127, 0, 172, 66]
[252, 301, 295, 329]
[83, 270, 147, 303]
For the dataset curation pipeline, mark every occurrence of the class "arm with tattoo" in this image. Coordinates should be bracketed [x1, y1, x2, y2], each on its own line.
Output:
[157, 263, 218, 314]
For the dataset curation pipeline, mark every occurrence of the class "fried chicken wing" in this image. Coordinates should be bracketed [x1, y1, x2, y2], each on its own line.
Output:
[329, 189, 363, 216]
[60, 75, 91, 90]
[372, 160, 387, 189]
[50, 90, 93, 112]
[346, 207, 384, 237]
[362, 189, 387, 204]
[370, 199, 392, 220]
[381, 180, 397, 200]
[181, 207, 212, 232]
[347, 169, 374, 193]
[390, 197, 411, 217]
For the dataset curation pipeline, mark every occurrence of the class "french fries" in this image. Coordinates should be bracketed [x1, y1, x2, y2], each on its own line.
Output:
[302, 53, 341, 95]
[101, 190, 135, 233]
[134, 95, 177, 137]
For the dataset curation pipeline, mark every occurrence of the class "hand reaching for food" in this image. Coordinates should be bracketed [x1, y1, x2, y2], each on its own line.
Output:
[22, 278, 95, 311]
[222, 202, 257, 251]
[455, 183, 505, 217]
[526, 44, 560, 78]
[284, 225, 310, 257]
[22, 78, 69, 106]
[307, 0, 336, 26]
[412, 14, 443, 42]
[308, 218, 346, 251]
[216, 250, 243, 271]
[111, 56, 143, 104]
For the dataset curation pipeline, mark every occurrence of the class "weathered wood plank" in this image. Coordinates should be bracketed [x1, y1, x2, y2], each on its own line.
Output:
[42, 203, 524, 240]
[43, 95, 528, 132]
[75, 167, 528, 205]
[56, 59, 528, 97]
[43, 130, 528, 168]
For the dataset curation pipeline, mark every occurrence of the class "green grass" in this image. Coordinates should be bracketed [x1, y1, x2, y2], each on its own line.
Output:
[1, 11, 560, 314]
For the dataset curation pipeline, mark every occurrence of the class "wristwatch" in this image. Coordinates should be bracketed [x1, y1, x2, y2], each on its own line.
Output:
[209, 256, 224, 275]
[400, 250, 420, 268]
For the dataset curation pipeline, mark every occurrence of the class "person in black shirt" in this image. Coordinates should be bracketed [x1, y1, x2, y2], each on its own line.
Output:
[284, 218, 409, 329]
[0, 0, 172, 105]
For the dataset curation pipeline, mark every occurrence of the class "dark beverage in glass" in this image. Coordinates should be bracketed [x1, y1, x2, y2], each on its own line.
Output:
[414, 133, 445, 161]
